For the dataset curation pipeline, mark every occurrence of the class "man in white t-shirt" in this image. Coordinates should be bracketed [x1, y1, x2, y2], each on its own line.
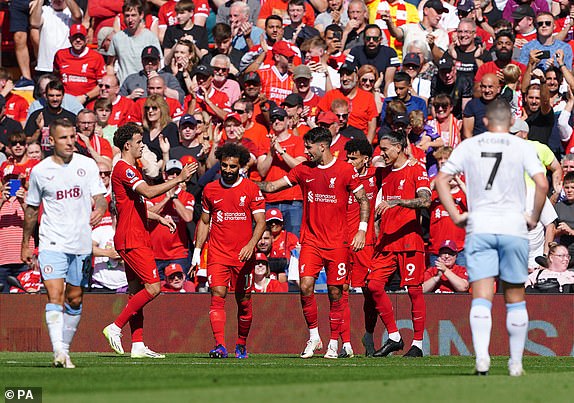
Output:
[435, 99, 548, 377]
[22, 118, 107, 368]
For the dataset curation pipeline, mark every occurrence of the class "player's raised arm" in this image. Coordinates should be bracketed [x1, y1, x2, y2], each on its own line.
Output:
[436, 171, 468, 228]
[135, 163, 196, 200]
[257, 176, 292, 193]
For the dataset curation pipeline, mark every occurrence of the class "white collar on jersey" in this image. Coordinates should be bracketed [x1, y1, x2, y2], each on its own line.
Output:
[391, 160, 410, 172]
[318, 157, 337, 170]
[220, 176, 243, 188]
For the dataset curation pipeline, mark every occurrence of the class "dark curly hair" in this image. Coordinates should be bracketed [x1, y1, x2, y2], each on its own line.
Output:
[215, 142, 251, 167]
[114, 123, 142, 151]
[344, 138, 373, 158]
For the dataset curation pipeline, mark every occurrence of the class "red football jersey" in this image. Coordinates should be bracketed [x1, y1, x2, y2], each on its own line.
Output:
[330, 134, 349, 160]
[149, 189, 195, 260]
[252, 278, 289, 293]
[423, 264, 468, 293]
[76, 135, 114, 160]
[158, 0, 209, 27]
[87, 95, 136, 126]
[270, 229, 299, 259]
[376, 161, 430, 252]
[112, 159, 151, 250]
[202, 177, 265, 266]
[317, 88, 378, 133]
[259, 66, 294, 105]
[286, 158, 362, 249]
[132, 96, 184, 123]
[0, 158, 38, 183]
[346, 166, 378, 245]
[184, 87, 231, 119]
[428, 187, 466, 254]
[53, 48, 106, 96]
[3, 93, 29, 122]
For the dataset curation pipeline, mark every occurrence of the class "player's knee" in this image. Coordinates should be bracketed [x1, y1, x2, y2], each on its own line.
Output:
[327, 285, 343, 301]
[367, 278, 385, 294]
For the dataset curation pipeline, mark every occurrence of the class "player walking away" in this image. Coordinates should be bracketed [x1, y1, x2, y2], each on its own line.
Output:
[21, 118, 108, 368]
[369, 131, 431, 358]
[192, 143, 266, 359]
[344, 139, 379, 357]
[258, 127, 371, 359]
[102, 123, 194, 358]
[436, 99, 548, 376]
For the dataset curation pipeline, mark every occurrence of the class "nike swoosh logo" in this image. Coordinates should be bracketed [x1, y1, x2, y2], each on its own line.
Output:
[214, 199, 223, 203]
[305, 179, 315, 183]
[336, 276, 346, 281]
[61, 65, 69, 68]
[405, 277, 414, 281]
[46, 176, 54, 181]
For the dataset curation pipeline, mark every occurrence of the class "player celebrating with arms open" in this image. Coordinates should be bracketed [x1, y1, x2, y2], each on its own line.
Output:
[22, 118, 108, 368]
[192, 143, 266, 359]
[103, 123, 194, 359]
[258, 127, 370, 359]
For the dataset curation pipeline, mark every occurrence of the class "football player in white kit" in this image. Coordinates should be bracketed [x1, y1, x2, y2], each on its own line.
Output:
[435, 99, 548, 376]
[21, 118, 107, 368]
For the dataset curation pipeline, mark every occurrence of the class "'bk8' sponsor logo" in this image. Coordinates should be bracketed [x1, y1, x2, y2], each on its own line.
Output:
[56, 186, 82, 200]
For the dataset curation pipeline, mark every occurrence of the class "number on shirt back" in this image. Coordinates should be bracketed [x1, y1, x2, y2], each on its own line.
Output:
[337, 263, 346, 277]
[481, 152, 502, 190]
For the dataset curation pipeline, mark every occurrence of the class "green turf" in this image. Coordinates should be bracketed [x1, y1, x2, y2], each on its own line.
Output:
[1, 353, 573, 403]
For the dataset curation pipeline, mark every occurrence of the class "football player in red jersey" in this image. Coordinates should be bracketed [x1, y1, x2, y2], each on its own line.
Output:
[102, 123, 194, 359]
[192, 142, 266, 359]
[258, 127, 371, 359]
[369, 131, 431, 358]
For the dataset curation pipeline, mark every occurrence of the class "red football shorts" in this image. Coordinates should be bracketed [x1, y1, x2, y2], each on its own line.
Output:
[119, 247, 159, 284]
[369, 250, 425, 287]
[208, 261, 255, 291]
[299, 244, 349, 286]
[349, 244, 373, 288]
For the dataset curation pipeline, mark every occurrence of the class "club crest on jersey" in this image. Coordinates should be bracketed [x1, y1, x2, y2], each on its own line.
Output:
[125, 169, 136, 179]
[369, 177, 375, 187]
[398, 179, 406, 190]
[239, 195, 246, 206]
[77, 168, 86, 177]
[43, 265, 53, 274]
[114, 111, 121, 121]
[329, 177, 337, 188]
[81, 63, 88, 73]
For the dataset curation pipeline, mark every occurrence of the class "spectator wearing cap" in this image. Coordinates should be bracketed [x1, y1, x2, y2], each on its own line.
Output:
[315, 0, 350, 33]
[430, 55, 472, 119]
[265, 208, 299, 283]
[475, 31, 527, 85]
[372, 0, 420, 60]
[107, 0, 162, 84]
[386, 52, 432, 103]
[257, 106, 306, 237]
[185, 65, 232, 122]
[318, 61, 378, 142]
[512, 5, 537, 50]
[254, 41, 297, 105]
[422, 240, 469, 293]
[252, 252, 289, 292]
[292, 65, 323, 116]
[519, 12, 573, 71]
[349, 24, 399, 96]
[31, 0, 83, 75]
[256, 0, 316, 29]
[169, 114, 205, 165]
[282, 93, 311, 137]
[380, 72, 427, 131]
[503, 0, 549, 22]
[52, 24, 106, 105]
[240, 72, 268, 127]
[148, 159, 196, 279]
[161, 263, 196, 292]
[120, 46, 184, 104]
[382, 0, 449, 62]
[330, 98, 366, 140]
[343, 0, 370, 50]
[211, 55, 242, 105]
[130, 76, 185, 124]
[284, 0, 321, 47]
[317, 110, 349, 159]
[462, 73, 500, 138]
[161, 0, 209, 58]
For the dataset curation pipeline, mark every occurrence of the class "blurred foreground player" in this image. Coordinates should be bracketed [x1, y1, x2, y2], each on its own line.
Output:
[102, 123, 194, 358]
[436, 99, 548, 376]
[22, 118, 107, 368]
[192, 143, 266, 359]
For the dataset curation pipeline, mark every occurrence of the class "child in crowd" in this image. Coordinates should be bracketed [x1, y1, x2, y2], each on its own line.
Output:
[94, 98, 117, 146]
[500, 64, 523, 120]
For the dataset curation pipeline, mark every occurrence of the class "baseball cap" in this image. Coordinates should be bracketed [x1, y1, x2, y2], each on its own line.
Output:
[69, 24, 87, 37]
[402, 52, 421, 67]
[317, 111, 339, 125]
[141, 46, 161, 60]
[282, 93, 304, 107]
[270, 107, 288, 119]
[242, 71, 261, 85]
[225, 112, 242, 123]
[509, 118, 529, 134]
[179, 114, 197, 127]
[293, 64, 312, 80]
[424, 0, 449, 14]
[512, 5, 535, 21]
[179, 155, 197, 166]
[439, 240, 458, 253]
[193, 64, 213, 77]
[393, 114, 409, 126]
[457, 0, 473, 13]
[272, 41, 296, 58]
[97, 27, 114, 56]
[438, 55, 454, 71]
[265, 208, 284, 222]
[165, 263, 184, 278]
[339, 60, 358, 74]
[0, 95, 5, 110]
[165, 159, 183, 173]
[254, 252, 268, 263]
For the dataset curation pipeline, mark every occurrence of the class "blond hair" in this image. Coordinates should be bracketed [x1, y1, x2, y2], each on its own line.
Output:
[502, 64, 521, 85]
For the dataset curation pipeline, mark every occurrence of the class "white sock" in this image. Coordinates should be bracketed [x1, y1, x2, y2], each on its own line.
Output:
[411, 339, 423, 349]
[470, 299, 492, 360]
[132, 341, 145, 351]
[506, 302, 528, 366]
[328, 339, 338, 350]
[309, 327, 320, 340]
[388, 331, 401, 342]
[342, 342, 352, 350]
[45, 304, 64, 353]
[62, 304, 82, 354]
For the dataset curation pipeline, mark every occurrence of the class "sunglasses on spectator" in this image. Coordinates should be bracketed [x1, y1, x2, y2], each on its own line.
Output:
[365, 36, 380, 42]
[168, 273, 184, 280]
[360, 78, 375, 84]
[335, 113, 348, 119]
[144, 106, 159, 111]
[271, 116, 285, 122]
[536, 20, 552, 27]
[233, 109, 246, 114]
[403, 64, 419, 70]
[268, 220, 283, 226]
[196, 120, 204, 124]
[318, 122, 332, 128]
[433, 103, 450, 109]
[98, 84, 112, 89]
[213, 66, 229, 72]
[99, 171, 111, 177]
[10, 140, 26, 146]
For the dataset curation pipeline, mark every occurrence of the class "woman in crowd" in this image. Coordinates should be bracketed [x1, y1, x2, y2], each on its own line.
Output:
[142, 94, 180, 163]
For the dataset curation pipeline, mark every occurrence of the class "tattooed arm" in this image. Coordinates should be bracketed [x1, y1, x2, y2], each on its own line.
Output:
[388, 189, 431, 210]
[257, 177, 292, 193]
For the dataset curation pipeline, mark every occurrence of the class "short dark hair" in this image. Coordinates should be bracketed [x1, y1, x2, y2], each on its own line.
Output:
[234, 98, 254, 113]
[344, 139, 373, 158]
[46, 80, 65, 94]
[8, 131, 26, 145]
[303, 127, 332, 145]
[325, 24, 343, 35]
[379, 131, 407, 150]
[495, 30, 514, 43]
[213, 23, 232, 42]
[393, 71, 411, 85]
[266, 15, 283, 27]
[122, 0, 145, 14]
[215, 142, 251, 167]
[49, 118, 75, 138]
[175, 0, 195, 13]
[364, 24, 382, 35]
[114, 123, 142, 150]
[564, 171, 574, 184]
[288, 0, 306, 7]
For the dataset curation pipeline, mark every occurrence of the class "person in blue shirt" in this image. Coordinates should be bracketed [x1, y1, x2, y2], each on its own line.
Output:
[380, 71, 427, 126]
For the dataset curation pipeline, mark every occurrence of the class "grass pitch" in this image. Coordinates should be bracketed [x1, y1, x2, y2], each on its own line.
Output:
[1, 353, 572, 403]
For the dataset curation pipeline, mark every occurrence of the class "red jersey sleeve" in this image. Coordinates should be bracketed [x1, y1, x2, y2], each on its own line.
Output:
[249, 183, 266, 214]
[413, 163, 431, 194]
[120, 162, 145, 190]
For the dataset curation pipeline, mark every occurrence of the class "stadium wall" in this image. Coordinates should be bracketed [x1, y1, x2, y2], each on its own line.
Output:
[1, 294, 573, 356]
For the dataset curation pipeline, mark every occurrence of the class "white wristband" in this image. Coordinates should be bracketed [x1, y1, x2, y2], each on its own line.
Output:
[359, 222, 368, 232]
[191, 247, 202, 266]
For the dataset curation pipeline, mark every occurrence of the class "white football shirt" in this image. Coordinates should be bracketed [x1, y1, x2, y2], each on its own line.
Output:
[27, 153, 106, 254]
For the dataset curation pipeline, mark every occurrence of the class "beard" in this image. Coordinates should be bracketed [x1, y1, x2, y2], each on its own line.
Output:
[221, 169, 239, 184]
[495, 48, 512, 62]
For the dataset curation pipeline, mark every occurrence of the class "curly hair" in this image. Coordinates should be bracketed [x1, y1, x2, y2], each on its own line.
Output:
[114, 123, 142, 150]
[214, 142, 251, 166]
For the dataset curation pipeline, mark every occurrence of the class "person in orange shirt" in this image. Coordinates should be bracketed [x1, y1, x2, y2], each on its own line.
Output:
[257, 0, 316, 29]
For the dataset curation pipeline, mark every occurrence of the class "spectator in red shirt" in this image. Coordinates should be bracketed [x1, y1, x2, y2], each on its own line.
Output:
[423, 240, 469, 293]
[317, 111, 349, 160]
[185, 65, 231, 122]
[252, 252, 289, 292]
[75, 109, 114, 163]
[266, 208, 299, 282]
[87, 74, 136, 127]
[0, 68, 30, 125]
[257, 41, 296, 105]
[160, 263, 195, 293]
[131, 75, 185, 124]
[0, 96, 24, 156]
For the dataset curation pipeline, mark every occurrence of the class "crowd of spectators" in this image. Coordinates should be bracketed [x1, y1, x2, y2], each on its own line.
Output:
[1, 0, 574, 294]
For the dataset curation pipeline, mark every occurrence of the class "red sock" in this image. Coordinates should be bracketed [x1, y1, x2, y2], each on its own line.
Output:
[340, 291, 351, 343]
[129, 309, 144, 343]
[362, 287, 378, 334]
[209, 295, 226, 346]
[114, 288, 155, 329]
[329, 297, 344, 340]
[236, 297, 252, 345]
[300, 294, 318, 330]
[368, 279, 398, 334]
[408, 285, 426, 341]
